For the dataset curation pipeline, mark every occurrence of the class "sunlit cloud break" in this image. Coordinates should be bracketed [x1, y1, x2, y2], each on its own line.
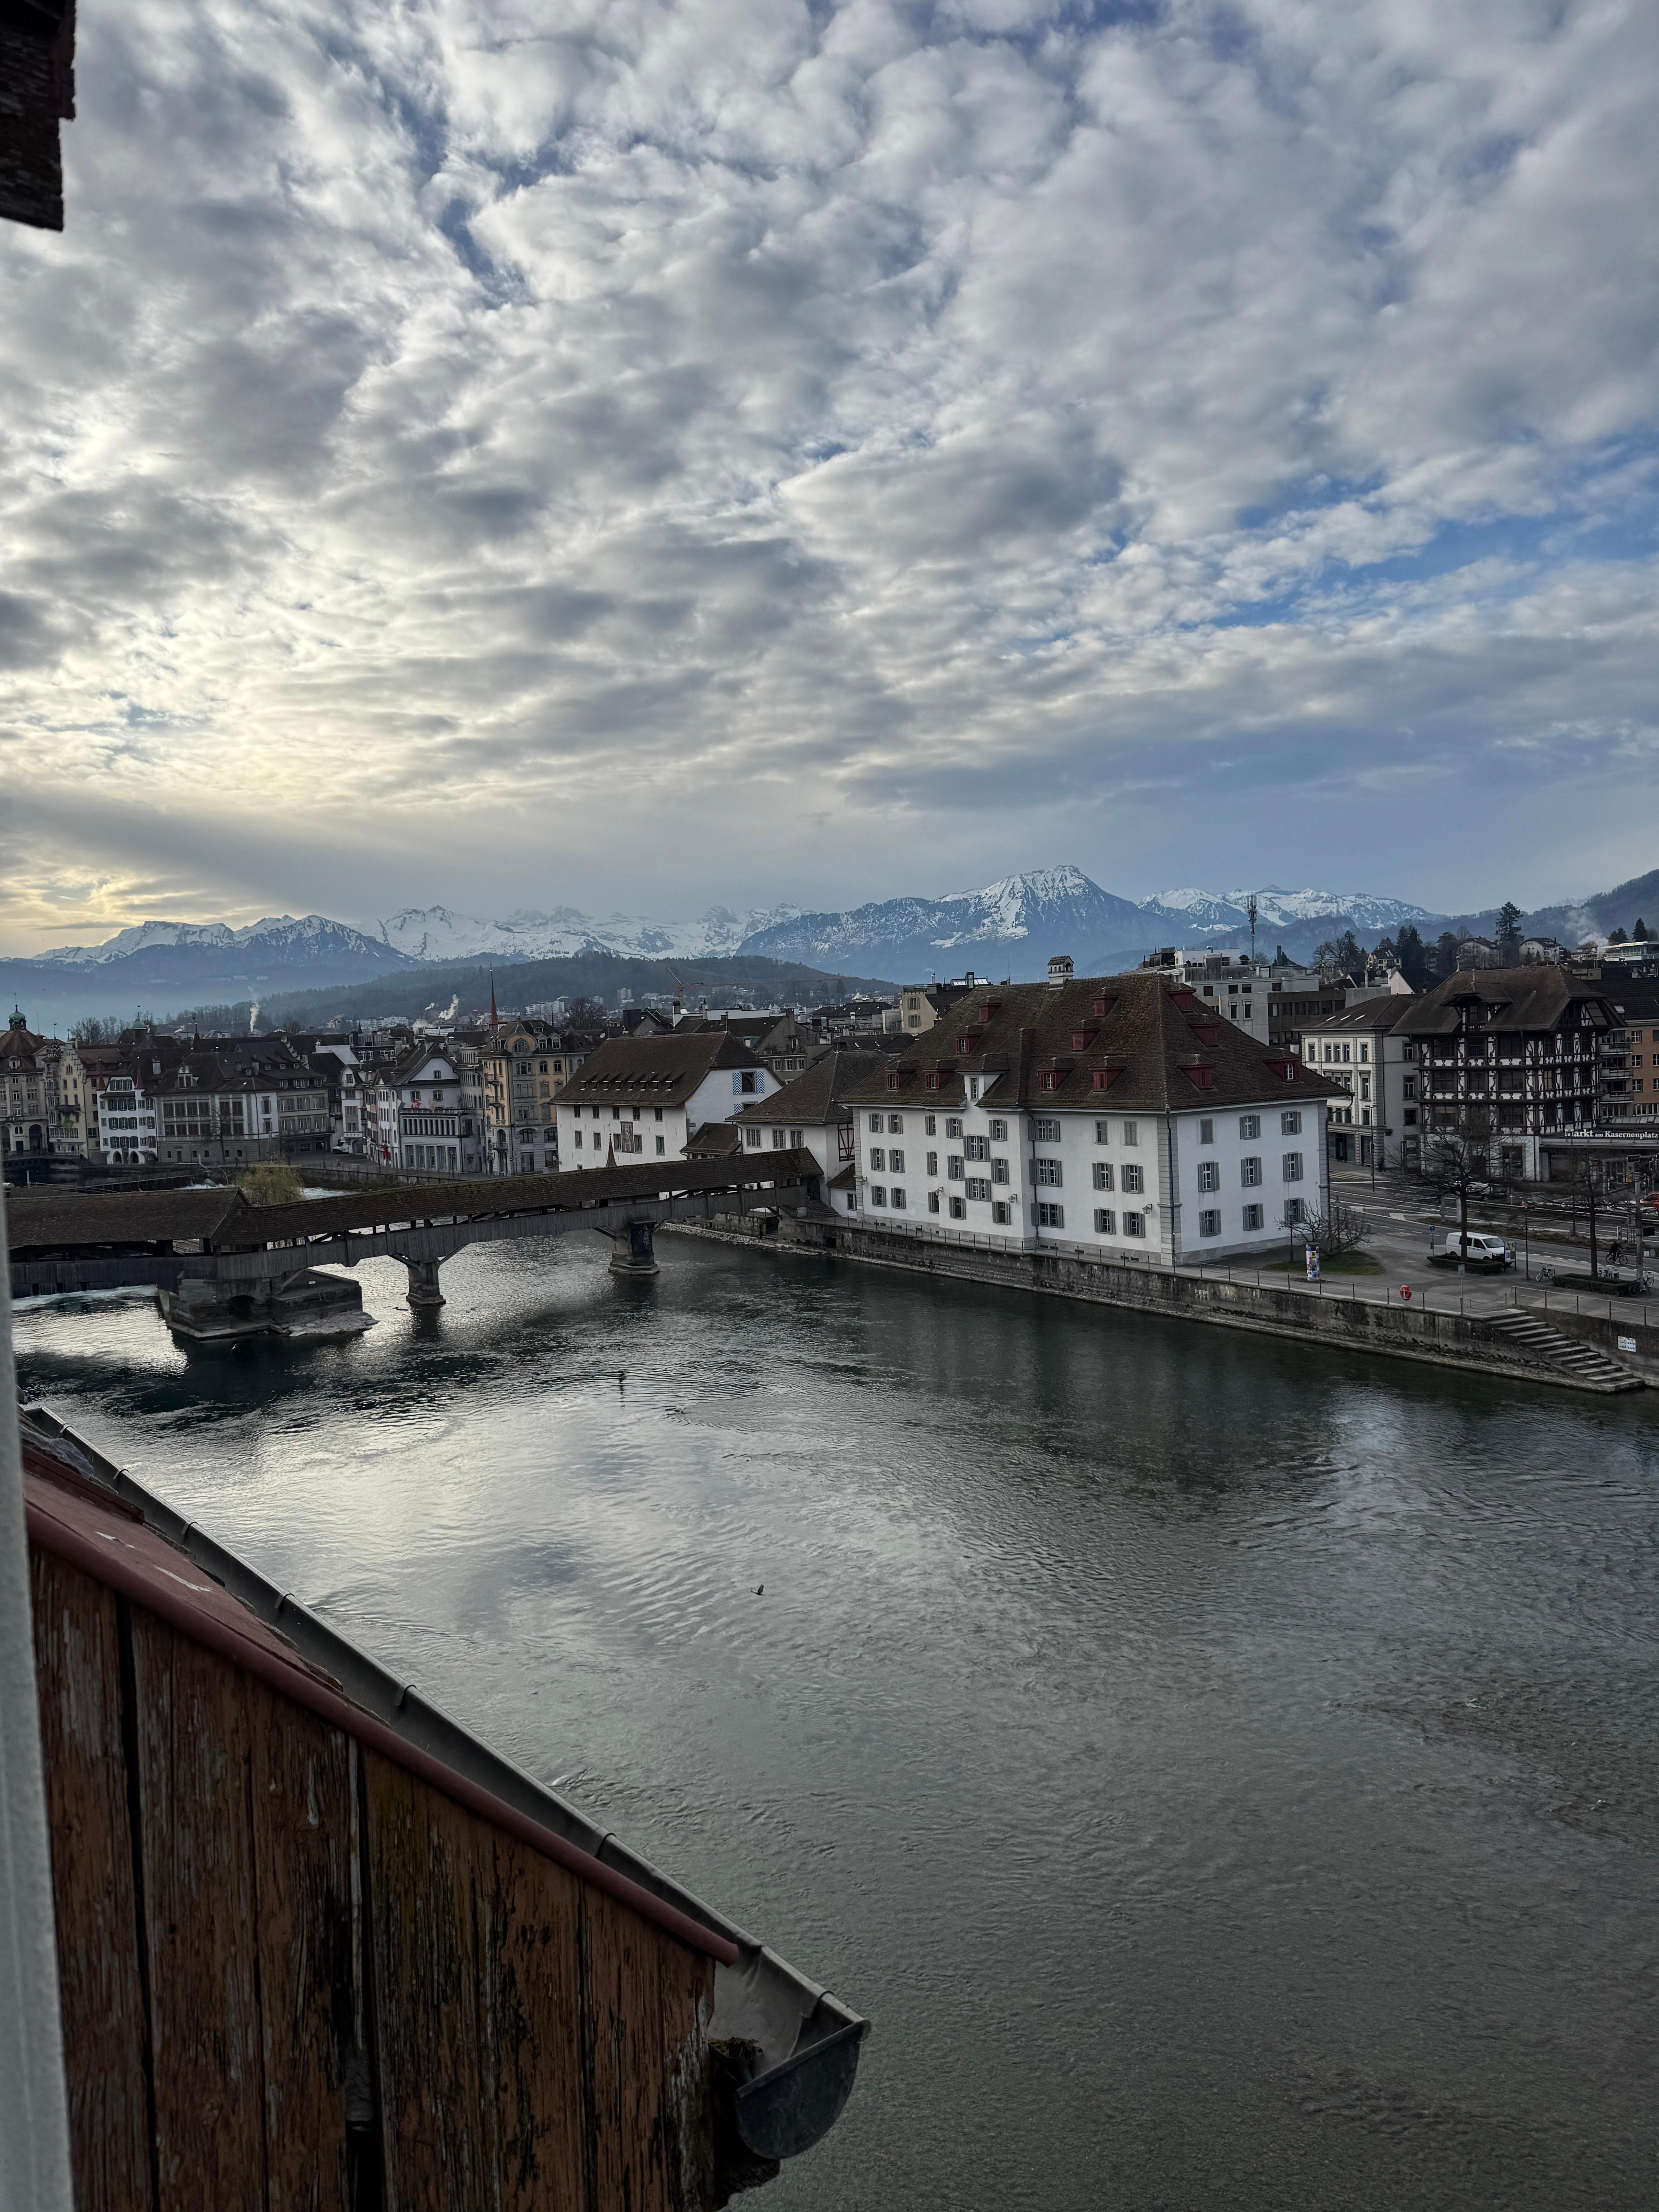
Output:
[2, 0, 1657, 950]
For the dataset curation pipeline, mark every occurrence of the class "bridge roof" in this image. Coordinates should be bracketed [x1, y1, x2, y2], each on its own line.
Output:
[5, 1185, 249, 1255]
[6, 1156, 823, 1256]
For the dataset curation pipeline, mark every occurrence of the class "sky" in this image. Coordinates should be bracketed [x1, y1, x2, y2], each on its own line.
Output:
[2, 0, 1657, 953]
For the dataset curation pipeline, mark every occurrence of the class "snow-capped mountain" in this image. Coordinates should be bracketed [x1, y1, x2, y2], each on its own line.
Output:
[734, 866, 1157, 981]
[376, 903, 803, 965]
[2, 913, 415, 1032]
[33, 914, 409, 970]
[1149, 886, 1438, 933]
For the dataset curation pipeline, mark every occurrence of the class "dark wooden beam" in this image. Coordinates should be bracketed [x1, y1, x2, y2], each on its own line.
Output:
[0, 0, 75, 231]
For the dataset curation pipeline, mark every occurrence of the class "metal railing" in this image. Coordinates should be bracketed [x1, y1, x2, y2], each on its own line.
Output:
[836, 1211, 1659, 1337]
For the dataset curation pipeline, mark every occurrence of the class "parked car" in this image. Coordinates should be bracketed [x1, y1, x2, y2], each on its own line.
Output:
[1431, 1231, 1513, 1271]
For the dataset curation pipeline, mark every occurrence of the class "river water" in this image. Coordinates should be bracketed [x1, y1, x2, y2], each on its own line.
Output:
[14, 1232, 1659, 2209]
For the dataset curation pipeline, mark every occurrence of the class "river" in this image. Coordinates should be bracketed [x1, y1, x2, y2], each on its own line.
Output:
[13, 1230, 1659, 2209]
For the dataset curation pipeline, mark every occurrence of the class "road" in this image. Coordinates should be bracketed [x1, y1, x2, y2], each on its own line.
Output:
[1189, 1161, 1659, 1336]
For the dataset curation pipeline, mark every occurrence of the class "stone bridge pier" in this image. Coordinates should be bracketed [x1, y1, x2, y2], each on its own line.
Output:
[607, 1220, 659, 1278]
[403, 1256, 446, 1309]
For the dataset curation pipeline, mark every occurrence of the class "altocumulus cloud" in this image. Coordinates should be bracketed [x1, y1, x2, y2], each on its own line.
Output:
[2, 0, 1657, 945]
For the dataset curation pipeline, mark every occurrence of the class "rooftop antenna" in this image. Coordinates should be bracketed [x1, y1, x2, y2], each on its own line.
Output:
[1247, 894, 1258, 962]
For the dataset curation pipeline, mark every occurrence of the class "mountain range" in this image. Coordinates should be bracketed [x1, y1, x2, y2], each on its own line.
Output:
[5, 864, 1656, 1032]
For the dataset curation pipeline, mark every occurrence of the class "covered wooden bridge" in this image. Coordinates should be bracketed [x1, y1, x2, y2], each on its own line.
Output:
[7, 1156, 823, 1333]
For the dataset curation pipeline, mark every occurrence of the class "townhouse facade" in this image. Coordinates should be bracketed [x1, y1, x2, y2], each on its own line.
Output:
[388, 1041, 480, 1174]
[555, 1031, 774, 1168]
[476, 1020, 587, 1174]
[151, 1042, 332, 1167]
[1595, 984, 1659, 1121]
[891, 978, 984, 1037]
[836, 958, 1331, 1264]
[1295, 996, 1422, 1169]
[1391, 967, 1616, 1183]
[2, 1012, 61, 1157]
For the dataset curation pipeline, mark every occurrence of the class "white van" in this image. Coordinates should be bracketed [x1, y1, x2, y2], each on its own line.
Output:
[1434, 1231, 1513, 1271]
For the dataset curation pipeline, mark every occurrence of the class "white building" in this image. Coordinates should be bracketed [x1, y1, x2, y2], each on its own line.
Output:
[89, 1071, 158, 1164]
[392, 1043, 481, 1174]
[1296, 996, 1422, 1169]
[727, 1049, 890, 1183]
[837, 960, 1331, 1264]
[556, 1030, 773, 1167]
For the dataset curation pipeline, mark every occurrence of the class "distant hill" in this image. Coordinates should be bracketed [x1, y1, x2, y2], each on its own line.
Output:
[1, 915, 412, 1034]
[6, 861, 1650, 1034]
[166, 950, 902, 1034]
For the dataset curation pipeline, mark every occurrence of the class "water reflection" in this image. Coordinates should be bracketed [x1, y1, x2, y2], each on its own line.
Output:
[14, 1233, 1659, 2209]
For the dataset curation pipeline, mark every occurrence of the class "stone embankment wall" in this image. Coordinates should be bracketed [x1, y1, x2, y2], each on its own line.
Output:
[1528, 1300, 1659, 1382]
[677, 1216, 1646, 1395]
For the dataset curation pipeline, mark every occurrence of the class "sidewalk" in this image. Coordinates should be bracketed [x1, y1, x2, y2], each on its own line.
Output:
[1191, 1165, 1659, 1336]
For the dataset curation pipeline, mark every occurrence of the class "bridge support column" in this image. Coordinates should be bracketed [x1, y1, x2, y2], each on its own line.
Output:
[404, 1257, 445, 1309]
[608, 1221, 659, 1278]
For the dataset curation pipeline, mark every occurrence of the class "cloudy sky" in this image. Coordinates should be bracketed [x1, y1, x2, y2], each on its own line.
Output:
[2, 0, 1656, 950]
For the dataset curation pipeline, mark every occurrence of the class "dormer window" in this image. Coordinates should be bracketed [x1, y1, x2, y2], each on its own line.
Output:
[975, 1001, 999, 1024]
[1091, 995, 1116, 1018]
[1070, 1027, 1098, 1052]
[1180, 1065, 1215, 1091]
[1169, 987, 1196, 1012]
[958, 1028, 982, 1053]
[1091, 1067, 1120, 1092]
[1188, 1022, 1220, 1047]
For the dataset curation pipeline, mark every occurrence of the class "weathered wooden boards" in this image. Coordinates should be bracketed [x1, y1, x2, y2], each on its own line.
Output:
[29, 1551, 719, 2210]
[364, 1750, 714, 2212]
[29, 1549, 151, 2212]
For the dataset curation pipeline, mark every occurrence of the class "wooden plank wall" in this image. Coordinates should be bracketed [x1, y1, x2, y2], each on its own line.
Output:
[29, 1550, 720, 2212]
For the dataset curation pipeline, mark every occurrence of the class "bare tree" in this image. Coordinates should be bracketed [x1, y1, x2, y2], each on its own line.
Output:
[1551, 1147, 1607, 1284]
[1300, 1198, 1374, 1260]
[1412, 1102, 1497, 1272]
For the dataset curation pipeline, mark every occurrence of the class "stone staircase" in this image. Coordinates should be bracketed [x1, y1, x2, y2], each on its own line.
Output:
[1484, 1309, 1645, 1394]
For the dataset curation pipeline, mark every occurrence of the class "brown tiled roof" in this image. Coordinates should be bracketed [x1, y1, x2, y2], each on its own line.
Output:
[836, 971, 1328, 1114]
[1393, 968, 1616, 1039]
[685, 1121, 742, 1156]
[729, 1050, 891, 1128]
[562, 1030, 761, 1108]
[1295, 994, 1420, 1037]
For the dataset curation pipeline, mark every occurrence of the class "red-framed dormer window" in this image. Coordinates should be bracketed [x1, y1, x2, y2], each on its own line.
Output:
[1091, 1067, 1120, 1091]
[926, 1070, 946, 1090]
[1092, 994, 1116, 1018]
[975, 1000, 1000, 1024]
[1038, 1066, 1072, 1092]
[1169, 987, 1196, 1012]
[1188, 1022, 1220, 1047]
[958, 1028, 982, 1053]
[1181, 1065, 1215, 1091]
[1070, 1027, 1098, 1051]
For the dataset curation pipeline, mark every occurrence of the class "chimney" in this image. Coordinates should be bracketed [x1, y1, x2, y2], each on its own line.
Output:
[1047, 955, 1074, 989]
